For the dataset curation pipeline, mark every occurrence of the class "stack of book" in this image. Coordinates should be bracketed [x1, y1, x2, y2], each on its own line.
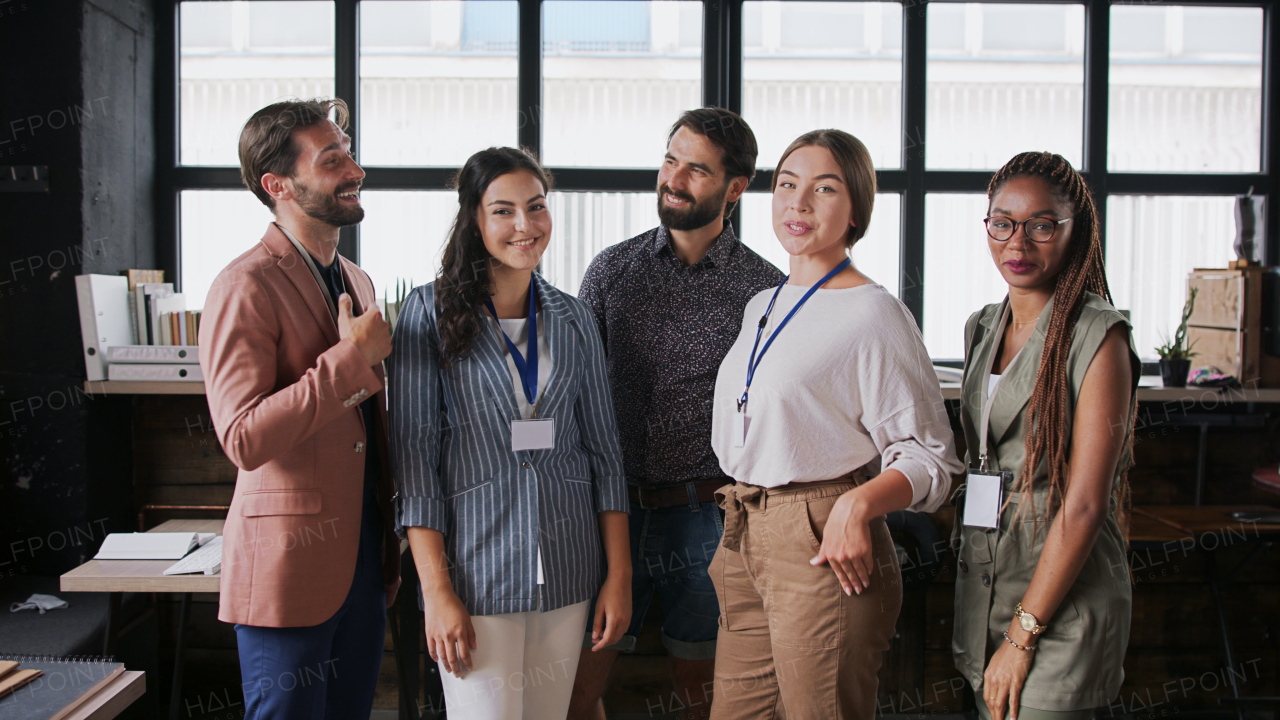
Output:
[75, 270, 203, 382]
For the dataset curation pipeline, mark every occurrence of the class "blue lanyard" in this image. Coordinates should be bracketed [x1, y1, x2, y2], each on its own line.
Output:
[485, 277, 540, 408]
[739, 257, 851, 412]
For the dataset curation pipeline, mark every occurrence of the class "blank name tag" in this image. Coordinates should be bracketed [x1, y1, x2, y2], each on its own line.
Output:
[963, 472, 1003, 529]
[731, 413, 749, 448]
[512, 418, 555, 451]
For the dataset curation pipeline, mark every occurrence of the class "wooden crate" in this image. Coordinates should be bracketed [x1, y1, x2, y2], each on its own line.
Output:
[1186, 267, 1280, 387]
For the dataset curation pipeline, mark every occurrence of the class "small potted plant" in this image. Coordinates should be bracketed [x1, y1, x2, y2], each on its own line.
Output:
[1155, 287, 1198, 388]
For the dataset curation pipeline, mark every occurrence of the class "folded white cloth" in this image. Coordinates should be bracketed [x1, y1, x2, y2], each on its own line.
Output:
[9, 593, 69, 614]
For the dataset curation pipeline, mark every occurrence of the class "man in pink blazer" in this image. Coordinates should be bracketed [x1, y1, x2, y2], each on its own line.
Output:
[199, 98, 400, 719]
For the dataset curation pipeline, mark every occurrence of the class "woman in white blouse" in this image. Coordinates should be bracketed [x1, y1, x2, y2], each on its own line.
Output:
[708, 129, 963, 720]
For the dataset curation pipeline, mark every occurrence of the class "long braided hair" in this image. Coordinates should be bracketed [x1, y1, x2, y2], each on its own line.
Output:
[988, 151, 1134, 528]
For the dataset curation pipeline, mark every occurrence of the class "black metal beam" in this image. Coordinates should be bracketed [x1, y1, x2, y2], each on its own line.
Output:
[1083, 0, 1109, 251]
[336, 0, 359, 262]
[1104, 173, 1270, 196]
[155, 0, 180, 288]
[724, 0, 743, 114]
[518, 0, 542, 156]
[703, 0, 724, 108]
[1264, 1, 1280, 265]
[168, 165, 1271, 198]
[900, 0, 928, 326]
[361, 167, 460, 189]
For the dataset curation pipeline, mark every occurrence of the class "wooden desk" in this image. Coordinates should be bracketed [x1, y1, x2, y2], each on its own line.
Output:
[60, 519, 223, 594]
[64, 671, 146, 720]
[1131, 504, 1279, 717]
[1127, 510, 1194, 543]
[61, 519, 221, 720]
[1132, 504, 1280, 536]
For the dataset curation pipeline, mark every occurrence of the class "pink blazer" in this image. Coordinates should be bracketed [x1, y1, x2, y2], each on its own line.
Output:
[199, 223, 401, 627]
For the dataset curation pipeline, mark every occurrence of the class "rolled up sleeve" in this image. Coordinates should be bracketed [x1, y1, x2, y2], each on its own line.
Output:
[388, 287, 448, 536]
[859, 302, 964, 513]
[870, 402, 962, 513]
[570, 302, 629, 514]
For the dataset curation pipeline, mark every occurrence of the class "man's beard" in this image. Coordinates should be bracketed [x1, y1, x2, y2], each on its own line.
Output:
[656, 182, 728, 232]
[293, 179, 365, 227]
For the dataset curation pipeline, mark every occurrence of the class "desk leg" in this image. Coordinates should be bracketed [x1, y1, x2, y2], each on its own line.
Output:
[391, 599, 419, 720]
[1195, 422, 1209, 505]
[169, 592, 191, 720]
[1207, 554, 1245, 720]
[103, 592, 121, 657]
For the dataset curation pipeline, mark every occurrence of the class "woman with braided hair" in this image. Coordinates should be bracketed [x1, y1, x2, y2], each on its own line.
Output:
[952, 151, 1140, 720]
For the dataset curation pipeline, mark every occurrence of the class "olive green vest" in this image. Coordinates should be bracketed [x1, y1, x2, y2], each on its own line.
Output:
[952, 292, 1139, 711]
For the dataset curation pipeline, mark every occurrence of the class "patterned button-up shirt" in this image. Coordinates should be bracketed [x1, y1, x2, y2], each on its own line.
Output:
[578, 224, 785, 487]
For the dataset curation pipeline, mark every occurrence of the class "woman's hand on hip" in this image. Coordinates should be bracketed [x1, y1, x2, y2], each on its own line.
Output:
[422, 585, 476, 677]
[810, 492, 875, 595]
[983, 636, 1034, 720]
[590, 572, 633, 651]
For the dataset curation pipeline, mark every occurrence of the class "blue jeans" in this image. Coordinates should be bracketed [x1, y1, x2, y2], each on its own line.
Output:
[585, 497, 723, 660]
[235, 484, 386, 720]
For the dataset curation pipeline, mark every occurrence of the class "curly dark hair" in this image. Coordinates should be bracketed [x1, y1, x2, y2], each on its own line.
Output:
[435, 147, 553, 367]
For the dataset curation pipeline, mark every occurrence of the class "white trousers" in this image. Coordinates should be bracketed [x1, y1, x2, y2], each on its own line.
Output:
[439, 599, 590, 720]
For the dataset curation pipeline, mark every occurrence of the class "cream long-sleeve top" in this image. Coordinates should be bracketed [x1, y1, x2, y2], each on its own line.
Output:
[711, 282, 962, 512]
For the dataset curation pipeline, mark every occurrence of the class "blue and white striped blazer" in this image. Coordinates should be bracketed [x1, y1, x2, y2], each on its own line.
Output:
[389, 273, 628, 616]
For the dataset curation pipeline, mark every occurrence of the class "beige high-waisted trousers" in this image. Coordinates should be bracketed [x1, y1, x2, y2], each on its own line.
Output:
[708, 473, 902, 720]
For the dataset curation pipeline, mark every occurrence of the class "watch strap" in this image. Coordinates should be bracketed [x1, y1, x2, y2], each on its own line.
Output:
[1014, 602, 1048, 634]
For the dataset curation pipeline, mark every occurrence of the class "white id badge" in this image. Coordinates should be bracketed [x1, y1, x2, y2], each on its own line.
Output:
[963, 471, 1004, 529]
[511, 418, 555, 451]
[732, 413, 749, 448]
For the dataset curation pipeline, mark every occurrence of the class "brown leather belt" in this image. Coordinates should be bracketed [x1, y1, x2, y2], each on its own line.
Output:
[628, 479, 728, 510]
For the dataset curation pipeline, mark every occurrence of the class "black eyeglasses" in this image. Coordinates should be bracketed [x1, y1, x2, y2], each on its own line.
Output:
[984, 215, 1072, 243]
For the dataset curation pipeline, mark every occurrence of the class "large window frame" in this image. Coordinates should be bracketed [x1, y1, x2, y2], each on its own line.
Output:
[156, 0, 1279, 337]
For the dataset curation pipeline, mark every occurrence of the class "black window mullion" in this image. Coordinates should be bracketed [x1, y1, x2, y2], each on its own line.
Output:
[1083, 0, 1109, 252]
[336, 0, 359, 262]
[1264, 1, 1280, 265]
[518, 0, 543, 157]
[703, 0, 725, 108]
[704, 0, 745, 226]
[900, 0, 928, 327]
[703, 0, 745, 111]
[1105, 173, 1267, 196]
[158, 0, 181, 289]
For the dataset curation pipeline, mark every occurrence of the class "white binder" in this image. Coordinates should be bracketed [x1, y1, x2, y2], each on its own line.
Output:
[107, 363, 204, 382]
[106, 345, 200, 364]
[75, 274, 133, 381]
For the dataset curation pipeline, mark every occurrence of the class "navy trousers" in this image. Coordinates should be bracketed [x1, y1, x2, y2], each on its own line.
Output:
[235, 483, 386, 720]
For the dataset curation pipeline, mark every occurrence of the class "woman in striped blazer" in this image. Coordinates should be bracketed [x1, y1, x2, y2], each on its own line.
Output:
[389, 147, 632, 720]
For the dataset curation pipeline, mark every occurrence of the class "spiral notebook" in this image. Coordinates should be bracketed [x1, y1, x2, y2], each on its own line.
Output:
[0, 655, 124, 720]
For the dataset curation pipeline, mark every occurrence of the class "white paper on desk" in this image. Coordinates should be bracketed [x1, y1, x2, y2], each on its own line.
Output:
[196, 533, 216, 546]
[95, 532, 199, 560]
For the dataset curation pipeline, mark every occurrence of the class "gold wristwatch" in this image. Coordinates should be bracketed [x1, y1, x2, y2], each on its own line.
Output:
[1014, 603, 1047, 635]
